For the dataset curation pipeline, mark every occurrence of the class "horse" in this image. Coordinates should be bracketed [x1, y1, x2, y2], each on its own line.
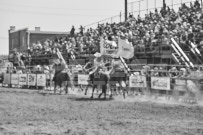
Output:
[82, 62, 112, 97]
[89, 67, 109, 99]
[108, 64, 129, 99]
[53, 70, 73, 94]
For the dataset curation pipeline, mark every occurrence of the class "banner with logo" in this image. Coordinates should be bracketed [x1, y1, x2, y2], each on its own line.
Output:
[129, 75, 146, 88]
[19, 74, 27, 85]
[28, 74, 36, 86]
[100, 38, 118, 56]
[11, 74, 19, 85]
[78, 74, 89, 85]
[37, 74, 46, 86]
[3, 73, 11, 84]
[174, 79, 186, 91]
[151, 77, 170, 90]
[117, 38, 134, 59]
[190, 71, 203, 78]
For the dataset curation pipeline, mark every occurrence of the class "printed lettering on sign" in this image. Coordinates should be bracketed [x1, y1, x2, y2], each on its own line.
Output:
[103, 41, 117, 49]
[129, 75, 146, 88]
[100, 39, 118, 56]
[3, 74, 11, 84]
[28, 74, 36, 86]
[37, 74, 46, 86]
[11, 74, 19, 85]
[151, 77, 170, 90]
[19, 74, 27, 85]
[78, 74, 89, 85]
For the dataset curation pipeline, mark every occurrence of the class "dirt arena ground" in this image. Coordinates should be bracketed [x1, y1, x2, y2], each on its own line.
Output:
[0, 87, 203, 135]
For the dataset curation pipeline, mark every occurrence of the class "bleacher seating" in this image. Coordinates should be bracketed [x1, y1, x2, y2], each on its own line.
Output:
[26, 0, 203, 67]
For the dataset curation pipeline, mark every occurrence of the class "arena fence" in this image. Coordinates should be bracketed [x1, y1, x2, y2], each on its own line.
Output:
[1, 69, 203, 100]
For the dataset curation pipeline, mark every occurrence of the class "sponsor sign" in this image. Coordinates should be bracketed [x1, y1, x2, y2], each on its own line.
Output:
[174, 79, 186, 91]
[3, 73, 11, 84]
[151, 77, 170, 90]
[11, 74, 19, 85]
[190, 71, 203, 78]
[78, 74, 89, 85]
[129, 75, 146, 88]
[19, 74, 27, 85]
[28, 74, 36, 86]
[37, 74, 46, 86]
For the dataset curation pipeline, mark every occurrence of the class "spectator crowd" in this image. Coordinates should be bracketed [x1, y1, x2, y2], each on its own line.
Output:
[8, 0, 203, 76]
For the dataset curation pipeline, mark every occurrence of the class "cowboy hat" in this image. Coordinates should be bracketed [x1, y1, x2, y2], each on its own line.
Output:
[94, 52, 102, 57]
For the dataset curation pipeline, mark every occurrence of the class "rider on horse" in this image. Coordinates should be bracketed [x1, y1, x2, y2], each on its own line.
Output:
[89, 52, 105, 75]
[52, 58, 66, 81]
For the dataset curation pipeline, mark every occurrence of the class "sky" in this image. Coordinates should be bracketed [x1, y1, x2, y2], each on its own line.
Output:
[0, 0, 195, 55]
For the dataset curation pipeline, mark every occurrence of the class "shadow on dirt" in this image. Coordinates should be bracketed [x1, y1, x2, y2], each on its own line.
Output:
[69, 97, 114, 102]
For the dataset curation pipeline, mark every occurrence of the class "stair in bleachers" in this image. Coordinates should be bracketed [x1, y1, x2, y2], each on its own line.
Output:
[120, 57, 131, 74]
[170, 38, 194, 68]
[189, 41, 203, 64]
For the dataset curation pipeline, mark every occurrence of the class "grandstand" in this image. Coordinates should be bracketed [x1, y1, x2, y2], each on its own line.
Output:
[8, 0, 203, 69]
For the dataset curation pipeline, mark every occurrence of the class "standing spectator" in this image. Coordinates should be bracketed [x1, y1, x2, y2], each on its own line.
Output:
[70, 26, 75, 37]
[79, 25, 84, 36]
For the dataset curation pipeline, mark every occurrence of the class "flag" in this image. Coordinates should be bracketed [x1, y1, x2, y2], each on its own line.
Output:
[100, 38, 118, 56]
[117, 38, 134, 59]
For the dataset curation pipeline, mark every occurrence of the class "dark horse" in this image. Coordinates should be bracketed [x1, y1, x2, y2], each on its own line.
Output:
[83, 61, 128, 99]
[89, 69, 109, 99]
[82, 62, 110, 98]
[53, 71, 73, 94]
[108, 68, 128, 99]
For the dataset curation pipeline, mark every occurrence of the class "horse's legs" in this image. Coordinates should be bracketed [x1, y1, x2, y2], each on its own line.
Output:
[54, 83, 57, 94]
[65, 82, 68, 94]
[90, 85, 96, 99]
[59, 83, 62, 95]
[98, 85, 103, 98]
[103, 84, 107, 99]
[109, 84, 113, 98]
[84, 85, 89, 95]
[119, 81, 126, 99]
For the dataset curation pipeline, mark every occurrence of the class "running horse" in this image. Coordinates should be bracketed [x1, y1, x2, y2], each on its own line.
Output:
[108, 60, 129, 99]
[54, 70, 73, 94]
[83, 60, 128, 99]
[51, 60, 73, 94]
[82, 61, 111, 98]
[89, 66, 109, 99]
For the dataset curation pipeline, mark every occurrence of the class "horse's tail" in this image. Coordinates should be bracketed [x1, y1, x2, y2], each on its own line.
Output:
[66, 72, 74, 88]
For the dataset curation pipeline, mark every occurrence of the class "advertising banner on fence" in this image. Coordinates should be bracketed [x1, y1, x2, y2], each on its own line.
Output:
[28, 74, 36, 86]
[190, 71, 203, 78]
[78, 74, 89, 85]
[3, 73, 11, 84]
[100, 38, 118, 56]
[11, 74, 19, 85]
[129, 75, 146, 88]
[37, 74, 46, 86]
[19, 74, 27, 85]
[174, 79, 187, 91]
[151, 77, 170, 90]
